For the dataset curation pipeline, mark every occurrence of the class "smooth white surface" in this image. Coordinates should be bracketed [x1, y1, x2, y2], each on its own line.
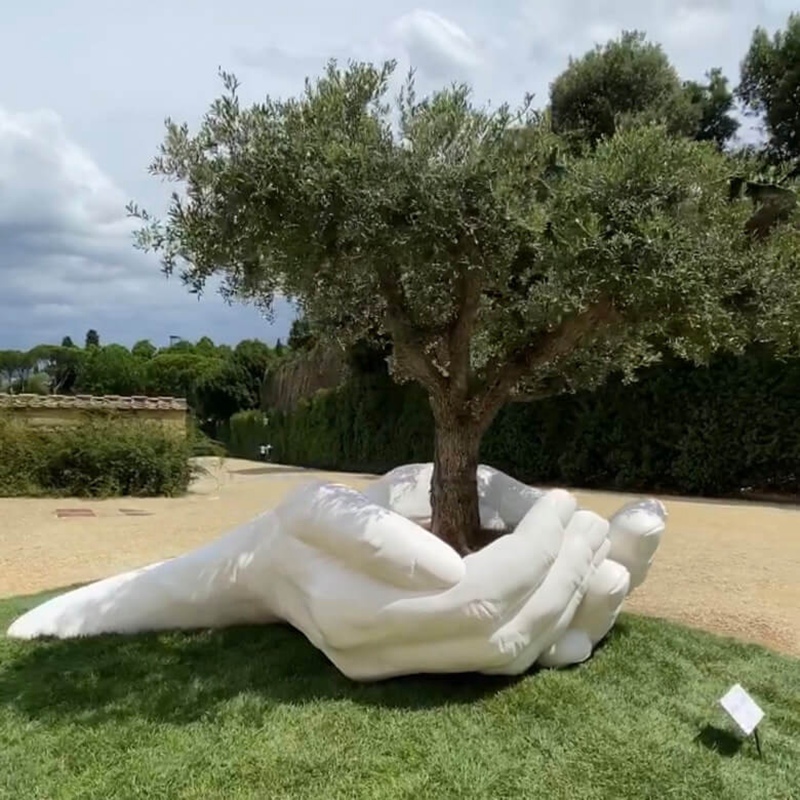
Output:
[7, 463, 667, 680]
[720, 684, 765, 736]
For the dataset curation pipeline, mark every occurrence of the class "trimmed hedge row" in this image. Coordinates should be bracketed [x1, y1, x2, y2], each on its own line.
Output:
[0, 415, 195, 497]
[225, 349, 800, 497]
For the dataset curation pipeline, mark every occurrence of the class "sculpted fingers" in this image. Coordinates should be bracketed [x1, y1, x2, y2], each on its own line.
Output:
[537, 558, 631, 668]
[275, 481, 465, 591]
[483, 509, 609, 675]
[607, 498, 667, 590]
[459, 490, 576, 607]
[345, 491, 579, 649]
[569, 558, 630, 645]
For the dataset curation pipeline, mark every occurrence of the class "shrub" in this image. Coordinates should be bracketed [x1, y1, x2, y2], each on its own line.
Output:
[0, 414, 194, 498]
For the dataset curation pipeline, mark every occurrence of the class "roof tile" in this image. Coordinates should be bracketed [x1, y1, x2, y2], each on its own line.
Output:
[0, 394, 188, 411]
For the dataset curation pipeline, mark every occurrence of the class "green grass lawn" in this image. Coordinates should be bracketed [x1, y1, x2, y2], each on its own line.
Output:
[1, 590, 798, 799]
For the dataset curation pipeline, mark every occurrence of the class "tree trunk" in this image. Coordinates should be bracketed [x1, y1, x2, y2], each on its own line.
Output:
[430, 415, 482, 556]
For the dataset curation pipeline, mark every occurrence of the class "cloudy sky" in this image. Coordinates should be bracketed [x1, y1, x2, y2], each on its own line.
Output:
[0, 0, 793, 350]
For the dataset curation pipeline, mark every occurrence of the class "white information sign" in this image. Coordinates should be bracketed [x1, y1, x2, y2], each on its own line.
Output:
[719, 684, 764, 736]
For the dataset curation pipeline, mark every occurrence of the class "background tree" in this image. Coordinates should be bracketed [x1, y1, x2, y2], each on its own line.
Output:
[0, 332, 276, 418]
[84, 329, 100, 349]
[18, 350, 37, 392]
[739, 13, 800, 162]
[131, 339, 158, 360]
[0, 350, 22, 392]
[166, 338, 194, 352]
[287, 317, 317, 352]
[550, 31, 737, 149]
[130, 61, 800, 552]
[60, 336, 76, 349]
[0, 349, 41, 393]
[192, 359, 254, 428]
[143, 351, 205, 398]
[74, 344, 143, 396]
[45, 345, 83, 393]
[194, 336, 218, 356]
[27, 344, 72, 394]
[683, 68, 740, 150]
[233, 339, 274, 406]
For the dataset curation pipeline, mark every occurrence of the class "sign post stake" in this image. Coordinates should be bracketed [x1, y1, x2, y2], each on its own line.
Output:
[719, 683, 765, 758]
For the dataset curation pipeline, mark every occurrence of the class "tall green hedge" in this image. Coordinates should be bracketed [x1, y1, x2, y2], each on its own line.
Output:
[225, 349, 800, 497]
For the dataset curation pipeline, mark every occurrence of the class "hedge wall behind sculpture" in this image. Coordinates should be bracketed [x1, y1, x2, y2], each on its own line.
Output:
[225, 348, 800, 497]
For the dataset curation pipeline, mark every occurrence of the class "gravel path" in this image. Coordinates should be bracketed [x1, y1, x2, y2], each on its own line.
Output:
[1, 458, 798, 657]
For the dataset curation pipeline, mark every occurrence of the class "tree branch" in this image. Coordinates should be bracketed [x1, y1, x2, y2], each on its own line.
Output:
[475, 298, 620, 425]
[447, 265, 482, 400]
[376, 265, 449, 394]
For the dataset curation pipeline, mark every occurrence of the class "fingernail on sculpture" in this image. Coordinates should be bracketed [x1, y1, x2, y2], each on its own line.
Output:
[7, 464, 666, 681]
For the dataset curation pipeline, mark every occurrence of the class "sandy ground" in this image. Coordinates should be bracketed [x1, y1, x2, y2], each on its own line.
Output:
[1, 457, 798, 658]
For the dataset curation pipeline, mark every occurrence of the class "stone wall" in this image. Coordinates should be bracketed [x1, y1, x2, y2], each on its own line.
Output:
[0, 394, 188, 431]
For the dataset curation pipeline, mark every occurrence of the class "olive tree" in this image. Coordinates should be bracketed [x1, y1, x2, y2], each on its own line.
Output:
[130, 61, 799, 553]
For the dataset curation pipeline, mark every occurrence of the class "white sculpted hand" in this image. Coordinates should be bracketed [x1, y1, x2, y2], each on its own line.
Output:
[7, 465, 666, 681]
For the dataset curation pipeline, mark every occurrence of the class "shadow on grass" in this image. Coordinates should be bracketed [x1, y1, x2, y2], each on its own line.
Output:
[694, 724, 743, 757]
[0, 614, 544, 725]
[0, 587, 648, 728]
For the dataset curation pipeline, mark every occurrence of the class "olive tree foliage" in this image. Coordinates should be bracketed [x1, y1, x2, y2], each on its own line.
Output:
[130, 61, 799, 552]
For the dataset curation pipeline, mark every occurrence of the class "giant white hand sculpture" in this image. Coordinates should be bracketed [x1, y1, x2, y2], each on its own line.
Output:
[6, 464, 666, 681]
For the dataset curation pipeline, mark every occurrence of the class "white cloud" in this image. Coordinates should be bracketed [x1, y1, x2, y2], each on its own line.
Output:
[0, 109, 125, 234]
[391, 9, 484, 79]
[0, 106, 291, 350]
[0, 106, 141, 301]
